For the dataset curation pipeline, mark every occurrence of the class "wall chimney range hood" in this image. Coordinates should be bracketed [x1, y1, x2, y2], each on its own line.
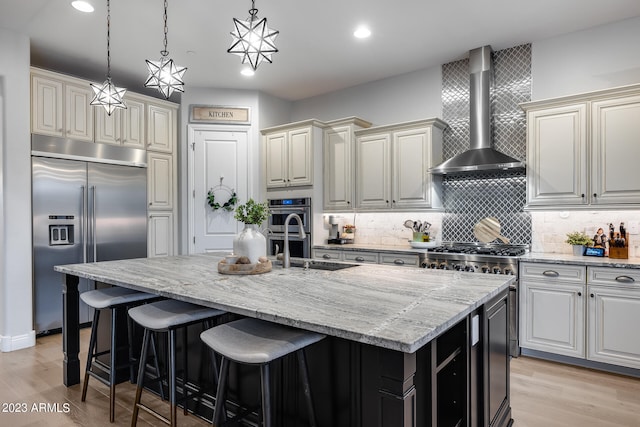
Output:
[430, 46, 524, 174]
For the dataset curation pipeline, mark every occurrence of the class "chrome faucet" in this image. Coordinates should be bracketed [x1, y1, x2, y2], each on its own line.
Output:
[283, 213, 306, 268]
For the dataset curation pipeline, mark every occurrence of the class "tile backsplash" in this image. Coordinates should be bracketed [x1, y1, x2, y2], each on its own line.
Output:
[320, 212, 443, 247]
[531, 210, 640, 257]
[321, 210, 640, 257]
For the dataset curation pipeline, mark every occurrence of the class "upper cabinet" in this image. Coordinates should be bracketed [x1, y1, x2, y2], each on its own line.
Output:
[32, 68, 94, 142]
[95, 93, 146, 148]
[354, 118, 446, 210]
[522, 84, 640, 209]
[323, 117, 372, 210]
[262, 120, 324, 188]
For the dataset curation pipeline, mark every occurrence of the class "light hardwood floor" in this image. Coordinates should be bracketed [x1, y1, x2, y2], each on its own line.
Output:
[1, 330, 639, 426]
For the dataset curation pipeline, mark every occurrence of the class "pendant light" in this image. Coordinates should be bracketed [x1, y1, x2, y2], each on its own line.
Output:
[90, 0, 126, 116]
[144, 0, 186, 99]
[228, 0, 279, 71]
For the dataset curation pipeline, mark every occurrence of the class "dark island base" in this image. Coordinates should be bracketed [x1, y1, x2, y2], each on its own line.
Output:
[63, 274, 512, 427]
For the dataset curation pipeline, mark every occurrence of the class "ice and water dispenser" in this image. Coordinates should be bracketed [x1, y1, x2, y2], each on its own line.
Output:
[48, 215, 74, 246]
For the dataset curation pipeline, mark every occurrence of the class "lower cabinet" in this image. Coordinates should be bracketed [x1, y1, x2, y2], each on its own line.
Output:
[519, 280, 585, 358]
[312, 247, 421, 267]
[587, 273, 640, 369]
[520, 262, 640, 370]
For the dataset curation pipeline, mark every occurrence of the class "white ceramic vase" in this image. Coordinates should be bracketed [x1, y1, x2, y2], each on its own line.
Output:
[233, 224, 267, 264]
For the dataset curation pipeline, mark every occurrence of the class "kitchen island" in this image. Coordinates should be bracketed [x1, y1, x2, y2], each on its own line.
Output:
[55, 253, 515, 427]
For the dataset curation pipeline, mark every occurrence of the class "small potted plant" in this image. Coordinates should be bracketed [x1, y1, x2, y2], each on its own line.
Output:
[565, 231, 592, 256]
[232, 199, 270, 264]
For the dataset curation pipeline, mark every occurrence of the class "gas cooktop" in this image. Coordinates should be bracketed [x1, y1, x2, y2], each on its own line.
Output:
[427, 242, 529, 257]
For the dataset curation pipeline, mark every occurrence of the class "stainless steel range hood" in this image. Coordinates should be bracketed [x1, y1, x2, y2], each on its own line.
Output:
[430, 46, 524, 174]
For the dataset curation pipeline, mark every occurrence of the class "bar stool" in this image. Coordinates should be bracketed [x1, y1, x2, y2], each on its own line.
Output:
[80, 286, 161, 422]
[129, 299, 225, 427]
[200, 318, 325, 427]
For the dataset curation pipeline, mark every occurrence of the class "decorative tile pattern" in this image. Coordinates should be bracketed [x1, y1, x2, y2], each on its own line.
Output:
[442, 171, 531, 243]
[441, 44, 532, 244]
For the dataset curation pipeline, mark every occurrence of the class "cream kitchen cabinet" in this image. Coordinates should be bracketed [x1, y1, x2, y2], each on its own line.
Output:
[312, 247, 421, 268]
[31, 68, 94, 142]
[148, 211, 174, 258]
[519, 262, 586, 358]
[94, 93, 145, 148]
[520, 261, 640, 370]
[147, 152, 174, 211]
[522, 84, 640, 209]
[262, 120, 324, 188]
[354, 118, 445, 210]
[146, 101, 176, 153]
[587, 267, 640, 369]
[323, 117, 372, 210]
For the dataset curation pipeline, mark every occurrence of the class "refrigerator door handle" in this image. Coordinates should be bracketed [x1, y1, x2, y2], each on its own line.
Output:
[81, 185, 87, 263]
[91, 185, 97, 262]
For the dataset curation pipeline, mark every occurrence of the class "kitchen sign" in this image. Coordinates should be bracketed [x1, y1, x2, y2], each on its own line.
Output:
[189, 105, 251, 124]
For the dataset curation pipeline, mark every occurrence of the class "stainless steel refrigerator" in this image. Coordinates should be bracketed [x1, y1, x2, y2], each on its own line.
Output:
[31, 135, 148, 335]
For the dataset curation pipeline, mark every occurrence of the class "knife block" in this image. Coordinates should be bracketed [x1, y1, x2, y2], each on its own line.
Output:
[609, 233, 629, 259]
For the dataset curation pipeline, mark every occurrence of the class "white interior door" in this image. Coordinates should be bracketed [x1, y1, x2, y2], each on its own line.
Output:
[189, 126, 249, 253]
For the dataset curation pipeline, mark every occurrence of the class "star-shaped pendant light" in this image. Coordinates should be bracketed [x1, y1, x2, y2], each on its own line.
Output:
[145, 0, 186, 99]
[228, 0, 279, 71]
[90, 0, 126, 116]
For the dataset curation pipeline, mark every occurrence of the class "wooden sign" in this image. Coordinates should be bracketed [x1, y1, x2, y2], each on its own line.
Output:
[189, 105, 251, 124]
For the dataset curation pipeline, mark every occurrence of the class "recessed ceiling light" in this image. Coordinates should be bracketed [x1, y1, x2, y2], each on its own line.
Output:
[241, 67, 255, 77]
[71, 1, 94, 13]
[353, 26, 371, 39]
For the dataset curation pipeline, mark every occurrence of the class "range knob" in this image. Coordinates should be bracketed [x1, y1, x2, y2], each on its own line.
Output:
[421, 262, 428, 268]
[453, 264, 462, 271]
[430, 263, 437, 269]
[481, 266, 490, 273]
[493, 266, 502, 274]
[439, 263, 448, 270]
[465, 265, 475, 272]
[504, 268, 513, 275]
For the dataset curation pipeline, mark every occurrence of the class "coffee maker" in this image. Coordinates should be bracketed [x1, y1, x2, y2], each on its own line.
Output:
[327, 215, 348, 244]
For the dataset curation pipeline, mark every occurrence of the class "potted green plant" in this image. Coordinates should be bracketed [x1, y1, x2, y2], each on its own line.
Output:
[232, 199, 270, 263]
[565, 231, 592, 256]
[234, 198, 269, 224]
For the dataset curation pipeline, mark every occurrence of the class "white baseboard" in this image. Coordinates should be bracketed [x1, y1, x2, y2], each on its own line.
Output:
[0, 330, 36, 352]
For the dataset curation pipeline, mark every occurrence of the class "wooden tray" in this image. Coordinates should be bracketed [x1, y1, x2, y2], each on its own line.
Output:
[218, 258, 272, 275]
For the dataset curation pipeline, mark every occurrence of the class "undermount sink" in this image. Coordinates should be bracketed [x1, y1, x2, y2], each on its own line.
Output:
[287, 259, 359, 271]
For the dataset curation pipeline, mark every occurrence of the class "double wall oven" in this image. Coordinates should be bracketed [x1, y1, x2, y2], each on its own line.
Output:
[266, 198, 311, 259]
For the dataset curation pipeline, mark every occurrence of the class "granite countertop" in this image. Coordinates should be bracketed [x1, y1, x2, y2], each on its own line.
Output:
[521, 252, 640, 269]
[55, 253, 513, 354]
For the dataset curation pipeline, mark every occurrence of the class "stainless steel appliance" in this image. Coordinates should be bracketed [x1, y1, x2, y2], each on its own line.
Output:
[430, 45, 524, 174]
[421, 242, 528, 356]
[267, 198, 311, 258]
[32, 135, 148, 335]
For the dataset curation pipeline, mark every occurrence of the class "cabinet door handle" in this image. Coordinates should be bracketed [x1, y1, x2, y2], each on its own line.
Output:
[590, 293, 595, 298]
[322, 254, 332, 259]
[393, 259, 405, 265]
[615, 275, 635, 283]
[593, 193, 597, 198]
[577, 292, 582, 296]
[581, 194, 585, 198]
[542, 270, 559, 277]
[355, 256, 365, 262]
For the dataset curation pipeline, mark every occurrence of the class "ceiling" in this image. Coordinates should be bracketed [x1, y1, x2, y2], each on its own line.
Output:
[2, 0, 640, 102]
